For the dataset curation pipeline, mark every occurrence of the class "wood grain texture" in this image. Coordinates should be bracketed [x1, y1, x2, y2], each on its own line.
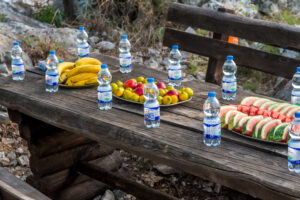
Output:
[167, 2, 300, 51]
[163, 28, 300, 79]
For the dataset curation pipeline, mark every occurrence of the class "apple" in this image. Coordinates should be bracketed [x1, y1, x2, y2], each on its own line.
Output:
[124, 79, 137, 89]
[165, 90, 179, 98]
[134, 87, 144, 96]
[136, 83, 145, 89]
[156, 82, 166, 89]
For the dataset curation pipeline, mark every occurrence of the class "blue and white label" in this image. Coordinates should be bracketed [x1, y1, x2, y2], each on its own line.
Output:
[46, 73, 58, 86]
[288, 146, 300, 164]
[222, 80, 237, 94]
[120, 55, 132, 68]
[291, 90, 300, 105]
[98, 90, 112, 103]
[203, 122, 221, 139]
[144, 106, 160, 121]
[168, 68, 182, 81]
[78, 44, 90, 58]
[12, 62, 24, 75]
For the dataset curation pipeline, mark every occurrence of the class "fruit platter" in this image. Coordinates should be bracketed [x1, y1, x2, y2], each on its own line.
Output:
[110, 77, 194, 106]
[58, 57, 101, 88]
[220, 96, 300, 145]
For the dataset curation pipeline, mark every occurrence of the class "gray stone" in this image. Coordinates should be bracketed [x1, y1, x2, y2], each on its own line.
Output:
[0, 111, 10, 124]
[203, 187, 213, 193]
[89, 36, 100, 46]
[133, 57, 143, 64]
[196, 71, 206, 80]
[18, 155, 29, 166]
[160, 57, 169, 66]
[144, 58, 159, 69]
[185, 27, 196, 34]
[0, 63, 9, 76]
[97, 41, 115, 51]
[214, 183, 222, 193]
[101, 190, 115, 200]
[153, 164, 178, 175]
[0, 152, 4, 159]
[273, 80, 292, 101]
[16, 147, 24, 154]
[93, 195, 102, 200]
[280, 49, 299, 59]
[9, 160, 18, 167]
[183, 75, 196, 82]
[7, 152, 16, 160]
[201, 0, 223, 10]
[148, 48, 160, 58]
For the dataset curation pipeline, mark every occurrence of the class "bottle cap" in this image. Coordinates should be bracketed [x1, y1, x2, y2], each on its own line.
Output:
[79, 26, 84, 30]
[101, 64, 107, 69]
[13, 42, 19, 46]
[172, 45, 178, 50]
[297, 67, 300, 72]
[227, 55, 233, 60]
[208, 91, 216, 97]
[121, 35, 127, 39]
[147, 78, 154, 83]
[295, 112, 300, 118]
[49, 50, 55, 55]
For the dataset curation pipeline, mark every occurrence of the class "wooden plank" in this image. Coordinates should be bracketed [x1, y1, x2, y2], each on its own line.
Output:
[163, 28, 300, 79]
[166, 2, 300, 51]
[0, 167, 50, 200]
[77, 162, 179, 200]
[0, 72, 299, 200]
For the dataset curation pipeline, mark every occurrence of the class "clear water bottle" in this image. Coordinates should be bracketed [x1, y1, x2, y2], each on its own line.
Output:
[168, 45, 182, 87]
[144, 78, 160, 128]
[77, 26, 89, 58]
[222, 55, 237, 101]
[119, 35, 132, 73]
[45, 51, 59, 93]
[291, 67, 300, 105]
[11, 42, 25, 81]
[288, 112, 300, 173]
[203, 92, 221, 146]
[97, 64, 112, 110]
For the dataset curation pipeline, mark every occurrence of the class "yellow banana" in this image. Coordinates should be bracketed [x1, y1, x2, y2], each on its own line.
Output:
[59, 69, 71, 83]
[57, 62, 74, 76]
[66, 79, 72, 86]
[73, 80, 86, 86]
[85, 77, 98, 85]
[67, 65, 100, 78]
[75, 57, 101, 67]
[68, 73, 97, 83]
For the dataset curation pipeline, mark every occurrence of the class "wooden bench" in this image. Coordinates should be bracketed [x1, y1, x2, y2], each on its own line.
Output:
[163, 3, 300, 84]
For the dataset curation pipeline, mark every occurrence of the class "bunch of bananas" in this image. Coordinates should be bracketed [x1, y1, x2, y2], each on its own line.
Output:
[58, 58, 102, 86]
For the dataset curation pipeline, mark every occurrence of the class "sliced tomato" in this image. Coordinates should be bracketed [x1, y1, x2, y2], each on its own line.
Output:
[241, 105, 250, 114]
[271, 111, 280, 119]
[237, 105, 243, 111]
[256, 109, 264, 115]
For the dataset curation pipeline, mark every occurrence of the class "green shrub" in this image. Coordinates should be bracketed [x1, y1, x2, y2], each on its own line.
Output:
[0, 14, 7, 22]
[34, 5, 65, 27]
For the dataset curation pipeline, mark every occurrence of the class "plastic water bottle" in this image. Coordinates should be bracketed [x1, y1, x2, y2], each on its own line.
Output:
[45, 51, 59, 93]
[77, 26, 89, 58]
[144, 78, 160, 128]
[97, 64, 112, 110]
[168, 45, 182, 87]
[288, 112, 300, 173]
[203, 92, 221, 146]
[222, 55, 237, 100]
[11, 42, 25, 81]
[119, 35, 132, 73]
[291, 67, 300, 105]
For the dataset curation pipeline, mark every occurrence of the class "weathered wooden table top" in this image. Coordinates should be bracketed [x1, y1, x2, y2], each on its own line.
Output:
[0, 54, 299, 200]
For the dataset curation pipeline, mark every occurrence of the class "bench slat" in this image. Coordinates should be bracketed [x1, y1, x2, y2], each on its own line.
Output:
[167, 2, 300, 51]
[163, 28, 300, 79]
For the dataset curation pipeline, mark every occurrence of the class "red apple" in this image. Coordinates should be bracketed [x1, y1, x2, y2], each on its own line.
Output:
[134, 87, 144, 96]
[124, 79, 137, 89]
[136, 83, 145, 89]
[165, 90, 179, 98]
[156, 82, 166, 89]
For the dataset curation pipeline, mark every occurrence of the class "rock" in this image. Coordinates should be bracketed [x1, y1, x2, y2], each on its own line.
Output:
[101, 190, 115, 200]
[148, 48, 160, 58]
[153, 164, 178, 175]
[280, 48, 299, 59]
[0, 152, 4, 159]
[2, 137, 14, 144]
[16, 147, 24, 154]
[180, 0, 202, 6]
[18, 155, 29, 166]
[7, 152, 16, 160]
[133, 57, 143, 64]
[144, 58, 159, 69]
[0, 63, 9, 76]
[196, 71, 205, 80]
[201, 0, 223, 10]
[9, 160, 18, 167]
[273, 79, 292, 101]
[2, 0, 49, 16]
[214, 183, 222, 193]
[89, 36, 100, 46]
[185, 27, 196, 34]
[97, 41, 115, 51]
[183, 74, 196, 82]
[203, 187, 213, 193]
[160, 57, 169, 67]
[93, 195, 102, 200]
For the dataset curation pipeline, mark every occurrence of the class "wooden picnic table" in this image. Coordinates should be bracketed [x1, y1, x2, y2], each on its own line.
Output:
[0, 54, 299, 200]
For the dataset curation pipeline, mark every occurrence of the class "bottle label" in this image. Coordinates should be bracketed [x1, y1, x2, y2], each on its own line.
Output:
[12, 62, 25, 75]
[291, 90, 300, 106]
[203, 122, 221, 139]
[98, 90, 112, 103]
[288, 146, 300, 164]
[119, 55, 132, 68]
[78, 45, 90, 58]
[46, 73, 59, 86]
[222, 80, 237, 94]
[144, 106, 160, 121]
[168, 68, 182, 80]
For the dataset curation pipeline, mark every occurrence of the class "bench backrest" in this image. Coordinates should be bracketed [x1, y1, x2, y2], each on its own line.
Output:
[163, 3, 300, 84]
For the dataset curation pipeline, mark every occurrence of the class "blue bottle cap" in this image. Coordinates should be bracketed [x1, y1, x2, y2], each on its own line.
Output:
[172, 45, 178, 50]
[297, 67, 300, 72]
[208, 91, 216, 97]
[227, 55, 234, 60]
[147, 78, 154, 83]
[295, 112, 300, 118]
[79, 26, 84, 30]
[121, 35, 127, 39]
[13, 42, 19, 46]
[101, 64, 107, 69]
[49, 50, 55, 55]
